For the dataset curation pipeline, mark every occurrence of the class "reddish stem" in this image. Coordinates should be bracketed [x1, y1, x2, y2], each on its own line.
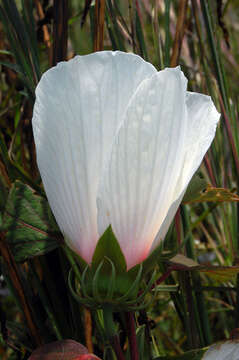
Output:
[156, 267, 174, 286]
[125, 312, 139, 360]
[175, 207, 182, 247]
[153, 264, 189, 291]
[111, 335, 125, 360]
[204, 154, 217, 187]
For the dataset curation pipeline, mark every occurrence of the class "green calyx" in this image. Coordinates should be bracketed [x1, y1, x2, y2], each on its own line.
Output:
[67, 226, 158, 310]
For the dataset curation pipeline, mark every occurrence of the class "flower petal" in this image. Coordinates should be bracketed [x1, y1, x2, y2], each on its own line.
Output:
[151, 192, 185, 248]
[151, 92, 220, 251]
[97, 67, 188, 269]
[179, 92, 220, 189]
[32, 51, 156, 263]
[203, 341, 239, 360]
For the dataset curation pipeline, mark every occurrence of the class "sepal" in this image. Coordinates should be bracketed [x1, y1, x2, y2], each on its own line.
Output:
[68, 226, 158, 310]
[91, 226, 127, 273]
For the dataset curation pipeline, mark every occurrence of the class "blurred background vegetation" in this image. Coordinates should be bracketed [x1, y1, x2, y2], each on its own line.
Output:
[1, 0, 239, 359]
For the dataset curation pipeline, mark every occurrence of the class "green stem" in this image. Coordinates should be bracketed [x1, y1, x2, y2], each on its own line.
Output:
[103, 305, 125, 360]
[63, 245, 82, 282]
[164, 0, 171, 66]
[181, 205, 212, 346]
[200, 0, 229, 113]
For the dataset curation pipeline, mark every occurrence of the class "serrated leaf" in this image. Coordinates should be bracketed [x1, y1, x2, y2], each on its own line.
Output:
[183, 186, 239, 204]
[169, 254, 239, 281]
[3, 181, 62, 262]
[28, 339, 101, 360]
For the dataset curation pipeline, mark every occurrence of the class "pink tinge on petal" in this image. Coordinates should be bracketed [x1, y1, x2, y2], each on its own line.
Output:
[64, 234, 99, 265]
[127, 249, 151, 270]
[118, 236, 153, 270]
[97, 67, 188, 269]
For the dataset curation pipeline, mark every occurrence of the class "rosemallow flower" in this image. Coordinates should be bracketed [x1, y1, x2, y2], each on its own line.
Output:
[32, 51, 219, 270]
[203, 341, 239, 360]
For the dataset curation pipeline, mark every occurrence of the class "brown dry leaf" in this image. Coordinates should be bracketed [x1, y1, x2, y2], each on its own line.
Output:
[170, 254, 199, 268]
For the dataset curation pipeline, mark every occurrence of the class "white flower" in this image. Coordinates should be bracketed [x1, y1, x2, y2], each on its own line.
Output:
[203, 341, 239, 360]
[32, 51, 220, 269]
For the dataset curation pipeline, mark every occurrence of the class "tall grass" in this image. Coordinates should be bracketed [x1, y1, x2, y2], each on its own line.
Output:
[0, 1, 239, 359]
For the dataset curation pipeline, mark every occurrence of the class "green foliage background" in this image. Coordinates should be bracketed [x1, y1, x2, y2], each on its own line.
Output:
[1, 0, 239, 359]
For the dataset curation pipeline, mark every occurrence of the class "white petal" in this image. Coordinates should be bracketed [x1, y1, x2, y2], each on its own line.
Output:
[32, 51, 156, 263]
[203, 341, 239, 360]
[179, 92, 220, 189]
[151, 92, 220, 251]
[97, 67, 188, 269]
[152, 191, 185, 247]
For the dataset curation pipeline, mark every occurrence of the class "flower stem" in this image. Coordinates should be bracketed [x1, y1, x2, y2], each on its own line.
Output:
[112, 336, 125, 360]
[103, 305, 125, 360]
[125, 312, 139, 360]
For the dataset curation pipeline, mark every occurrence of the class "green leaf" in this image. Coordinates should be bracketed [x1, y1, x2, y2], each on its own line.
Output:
[141, 240, 167, 275]
[106, 0, 127, 52]
[0, 0, 40, 101]
[0, 49, 12, 55]
[154, 347, 206, 359]
[136, 325, 151, 359]
[91, 226, 127, 273]
[135, 9, 148, 60]
[169, 254, 239, 282]
[183, 175, 207, 203]
[164, 0, 171, 67]
[199, 266, 239, 282]
[63, 244, 88, 274]
[0, 60, 21, 73]
[0, 175, 8, 213]
[3, 181, 62, 262]
[184, 186, 239, 204]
